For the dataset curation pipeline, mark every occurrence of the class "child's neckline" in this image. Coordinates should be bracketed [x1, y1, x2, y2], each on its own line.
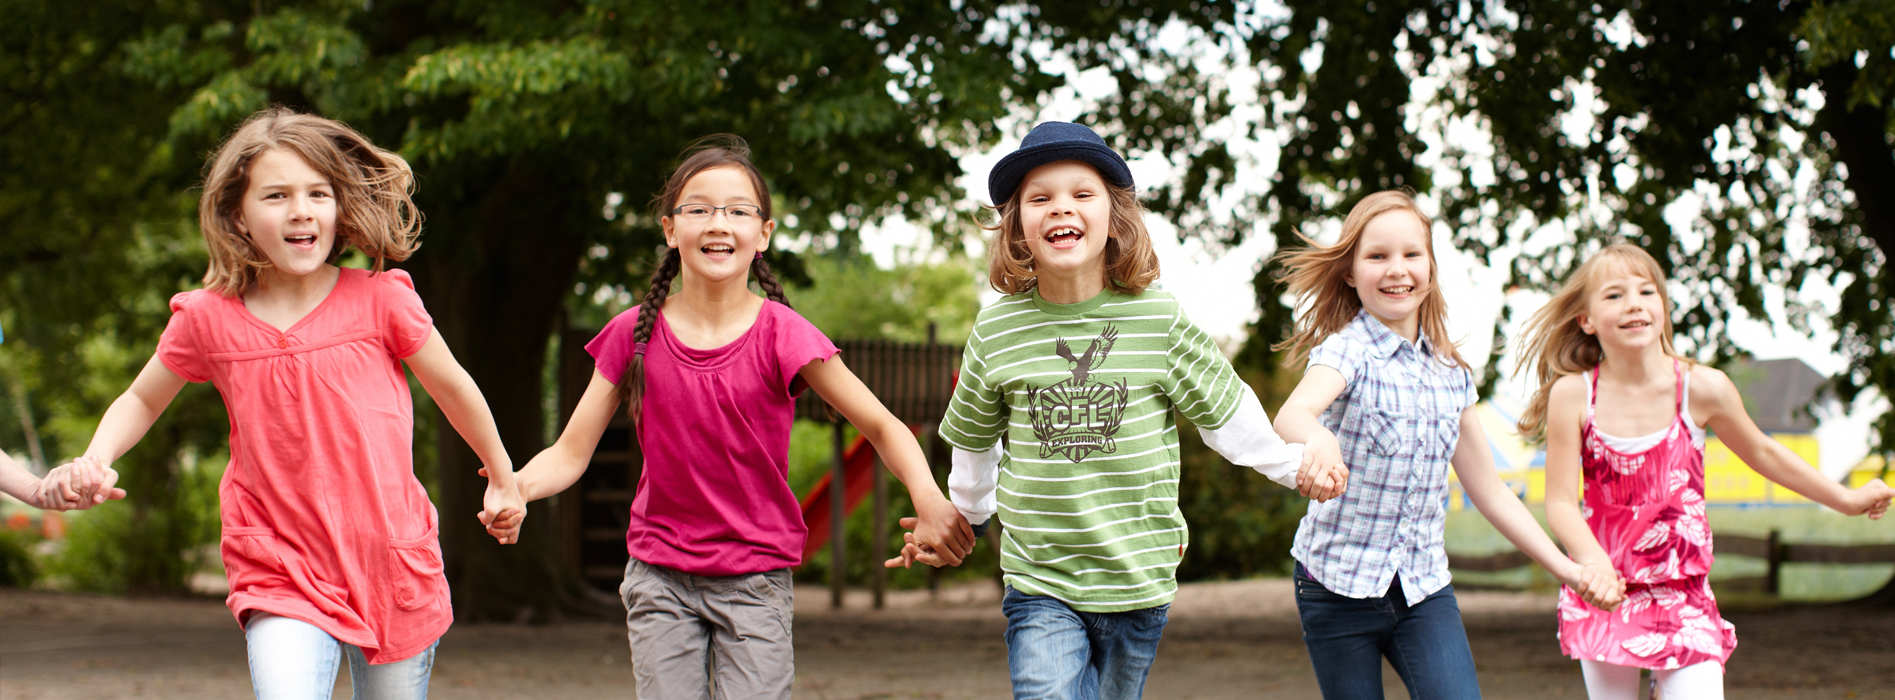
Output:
[235, 266, 348, 336]
[1031, 287, 1117, 316]
[656, 299, 770, 368]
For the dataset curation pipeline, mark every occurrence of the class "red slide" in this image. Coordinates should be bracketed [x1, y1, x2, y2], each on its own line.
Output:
[797, 425, 924, 563]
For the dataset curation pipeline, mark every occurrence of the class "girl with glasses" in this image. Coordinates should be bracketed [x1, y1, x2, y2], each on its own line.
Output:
[511, 135, 973, 700]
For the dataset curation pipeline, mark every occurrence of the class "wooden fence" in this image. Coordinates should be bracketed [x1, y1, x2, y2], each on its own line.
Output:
[1448, 531, 1895, 596]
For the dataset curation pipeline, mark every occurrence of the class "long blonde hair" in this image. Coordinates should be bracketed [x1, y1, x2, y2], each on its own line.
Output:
[985, 178, 1160, 296]
[1514, 242, 1684, 442]
[1271, 190, 1466, 369]
[198, 106, 421, 296]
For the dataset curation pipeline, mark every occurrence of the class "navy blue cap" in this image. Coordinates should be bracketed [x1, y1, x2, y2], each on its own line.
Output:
[987, 121, 1134, 205]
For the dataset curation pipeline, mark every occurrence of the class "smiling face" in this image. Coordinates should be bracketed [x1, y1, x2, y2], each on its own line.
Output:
[1017, 160, 1114, 294]
[236, 148, 338, 281]
[1346, 209, 1434, 340]
[662, 165, 775, 288]
[1577, 262, 1665, 354]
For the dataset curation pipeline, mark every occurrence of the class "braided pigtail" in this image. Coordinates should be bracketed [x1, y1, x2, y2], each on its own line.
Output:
[750, 254, 793, 309]
[615, 249, 682, 427]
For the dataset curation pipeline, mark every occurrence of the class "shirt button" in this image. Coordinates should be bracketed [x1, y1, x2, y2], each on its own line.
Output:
[278, 336, 290, 349]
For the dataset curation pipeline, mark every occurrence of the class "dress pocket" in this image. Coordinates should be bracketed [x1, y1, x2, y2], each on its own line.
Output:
[389, 525, 446, 612]
[221, 526, 291, 593]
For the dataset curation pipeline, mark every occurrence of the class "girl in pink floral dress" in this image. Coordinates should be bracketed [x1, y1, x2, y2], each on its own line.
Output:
[1514, 242, 1892, 700]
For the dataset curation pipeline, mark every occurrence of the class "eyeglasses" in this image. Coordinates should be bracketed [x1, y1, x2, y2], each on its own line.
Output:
[670, 203, 764, 221]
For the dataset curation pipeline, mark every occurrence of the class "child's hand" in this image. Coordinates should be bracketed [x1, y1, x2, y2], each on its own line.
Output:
[1296, 432, 1348, 502]
[1576, 562, 1625, 611]
[476, 467, 526, 545]
[884, 516, 976, 568]
[37, 456, 127, 511]
[1846, 479, 1892, 520]
[885, 528, 969, 568]
[908, 496, 975, 566]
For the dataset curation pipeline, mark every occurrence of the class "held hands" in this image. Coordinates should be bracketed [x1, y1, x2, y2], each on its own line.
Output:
[1566, 560, 1626, 611]
[475, 467, 526, 545]
[1295, 432, 1349, 502]
[884, 497, 976, 568]
[1845, 479, 1892, 520]
[35, 456, 127, 511]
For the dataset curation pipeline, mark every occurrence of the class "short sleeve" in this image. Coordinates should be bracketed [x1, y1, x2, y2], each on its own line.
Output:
[938, 336, 1007, 451]
[769, 304, 839, 398]
[1307, 332, 1362, 385]
[376, 270, 433, 359]
[157, 292, 213, 383]
[1163, 305, 1246, 429]
[584, 306, 644, 385]
[1460, 366, 1480, 411]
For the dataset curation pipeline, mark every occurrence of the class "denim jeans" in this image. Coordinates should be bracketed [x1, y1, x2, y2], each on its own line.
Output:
[1001, 586, 1170, 700]
[245, 613, 437, 700]
[1293, 563, 1481, 700]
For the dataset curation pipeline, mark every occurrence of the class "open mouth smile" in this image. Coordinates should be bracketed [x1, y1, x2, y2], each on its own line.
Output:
[1043, 226, 1084, 248]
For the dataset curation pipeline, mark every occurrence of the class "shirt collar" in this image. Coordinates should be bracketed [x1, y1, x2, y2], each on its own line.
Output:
[1351, 309, 1434, 361]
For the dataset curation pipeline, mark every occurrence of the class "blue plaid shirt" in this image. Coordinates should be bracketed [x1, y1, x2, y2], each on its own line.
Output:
[1290, 310, 1477, 604]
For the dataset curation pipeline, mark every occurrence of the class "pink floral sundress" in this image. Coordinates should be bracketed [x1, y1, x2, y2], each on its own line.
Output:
[1556, 361, 1737, 670]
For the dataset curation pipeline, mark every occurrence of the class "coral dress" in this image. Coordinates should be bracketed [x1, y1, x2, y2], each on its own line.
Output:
[1556, 361, 1737, 671]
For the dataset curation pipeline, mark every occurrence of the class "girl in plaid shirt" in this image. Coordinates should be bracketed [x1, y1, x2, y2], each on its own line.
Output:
[1270, 190, 1625, 699]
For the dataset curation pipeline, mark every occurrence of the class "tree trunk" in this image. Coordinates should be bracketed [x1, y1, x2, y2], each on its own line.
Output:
[407, 157, 599, 621]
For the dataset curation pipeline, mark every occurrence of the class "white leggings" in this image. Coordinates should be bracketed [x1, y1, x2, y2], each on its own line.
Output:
[1580, 660, 1724, 700]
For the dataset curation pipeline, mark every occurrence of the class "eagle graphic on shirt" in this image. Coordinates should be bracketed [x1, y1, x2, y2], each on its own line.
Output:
[1026, 325, 1130, 462]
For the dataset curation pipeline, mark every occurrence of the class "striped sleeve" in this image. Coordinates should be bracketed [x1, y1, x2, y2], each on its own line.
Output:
[938, 336, 1006, 451]
[1161, 302, 1246, 430]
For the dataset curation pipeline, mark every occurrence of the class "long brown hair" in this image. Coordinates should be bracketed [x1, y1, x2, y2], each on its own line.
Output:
[1271, 190, 1465, 369]
[614, 135, 792, 427]
[984, 175, 1160, 296]
[1514, 242, 1683, 442]
[198, 106, 420, 296]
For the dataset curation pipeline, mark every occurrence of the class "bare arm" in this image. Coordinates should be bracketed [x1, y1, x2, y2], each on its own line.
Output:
[1454, 406, 1594, 593]
[83, 355, 187, 465]
[1272, 365, 1349, 500]
[405, 328, 513, 483]
[515, 370, 618, 502]
[1541, 376, 1611, 567]
[800, 354, 974, 566]
[404, 328, 523, 543]
[1538, 376, 1625, 608]
[0, 451, 36, 501]
[1697, 367, 1893, 516]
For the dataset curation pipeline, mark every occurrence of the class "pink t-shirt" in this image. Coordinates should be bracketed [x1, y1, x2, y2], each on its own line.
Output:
[158, 268, 447, 664]
[587, 300, 838, 576]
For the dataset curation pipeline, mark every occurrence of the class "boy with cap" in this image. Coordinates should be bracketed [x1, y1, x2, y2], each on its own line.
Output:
[912, 121, 1323, 699]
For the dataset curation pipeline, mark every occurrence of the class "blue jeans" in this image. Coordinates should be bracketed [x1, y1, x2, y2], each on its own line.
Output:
[1293, 563, 1481, 700]
[1001, 586, 1170, 700]
[245, 613, 437, 700]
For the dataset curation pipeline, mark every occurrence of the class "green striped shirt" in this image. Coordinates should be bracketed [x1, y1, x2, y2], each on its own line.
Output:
[939, 288, 1247, 611]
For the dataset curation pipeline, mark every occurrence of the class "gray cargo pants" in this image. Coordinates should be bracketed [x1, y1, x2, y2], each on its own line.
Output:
[620, 557, 795, 700]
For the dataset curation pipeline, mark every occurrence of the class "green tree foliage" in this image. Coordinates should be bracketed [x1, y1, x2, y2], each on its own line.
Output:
[2, 1, 238, 596]
[789, 251, 981, 345]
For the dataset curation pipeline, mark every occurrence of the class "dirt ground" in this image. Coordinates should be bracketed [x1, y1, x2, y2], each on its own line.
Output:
[2, 579, 1890, 700]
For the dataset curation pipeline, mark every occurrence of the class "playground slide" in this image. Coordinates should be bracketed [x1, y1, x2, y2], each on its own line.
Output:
[797, 425, 924, 563]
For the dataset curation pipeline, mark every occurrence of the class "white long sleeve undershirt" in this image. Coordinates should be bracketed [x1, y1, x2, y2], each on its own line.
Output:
[947, 387, 1304, 527]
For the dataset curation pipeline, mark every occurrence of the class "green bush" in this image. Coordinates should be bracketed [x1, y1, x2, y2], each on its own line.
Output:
[43, 451, 222, 595]
[0, 527, 40, 587]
